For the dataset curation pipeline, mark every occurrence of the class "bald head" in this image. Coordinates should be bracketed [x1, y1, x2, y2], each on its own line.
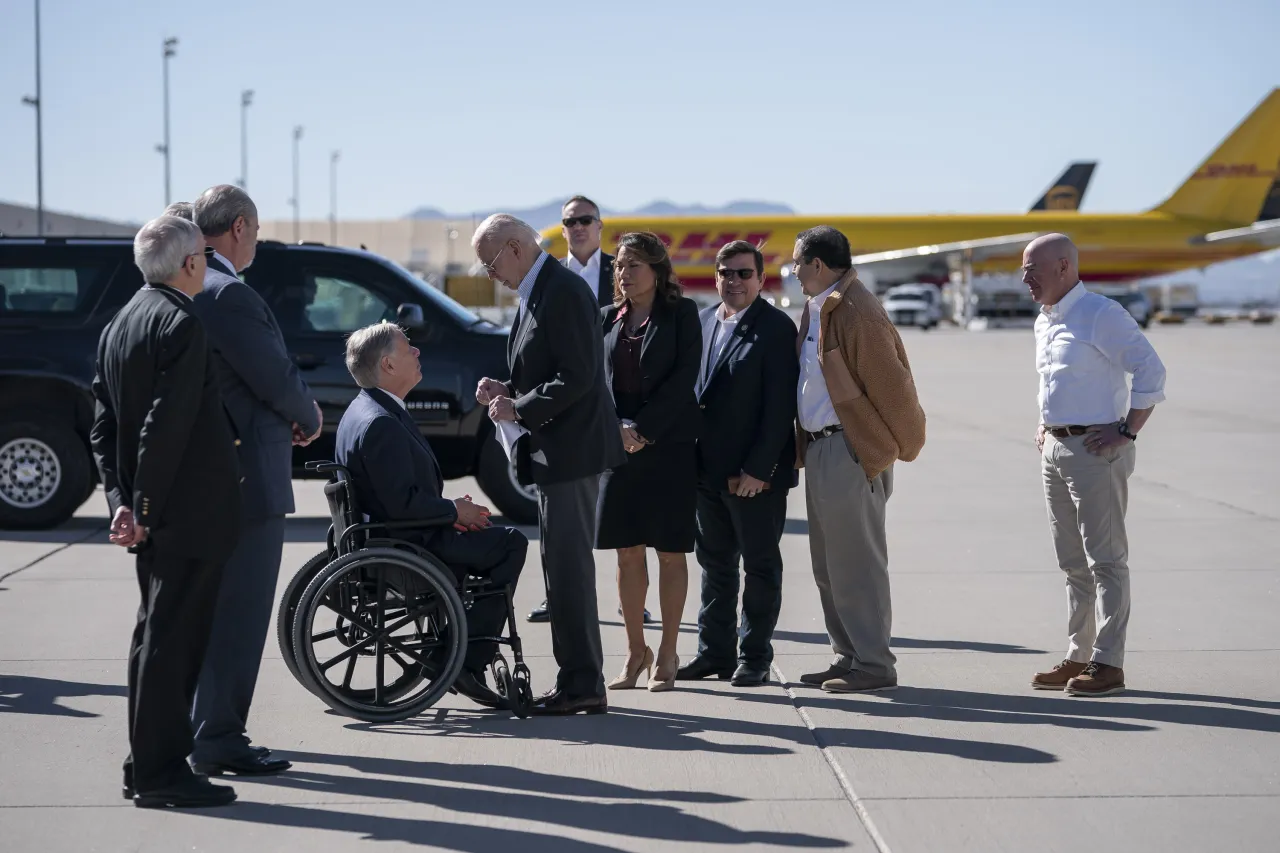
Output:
[1021, 233, 1080, 306]
[471, 214, 544, 291]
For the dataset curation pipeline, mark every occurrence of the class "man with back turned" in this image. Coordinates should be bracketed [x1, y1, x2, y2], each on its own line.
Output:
[90, 215, 242, 808]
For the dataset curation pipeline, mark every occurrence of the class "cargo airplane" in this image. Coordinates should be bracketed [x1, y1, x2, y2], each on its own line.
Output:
[540, 89, 1280, 292]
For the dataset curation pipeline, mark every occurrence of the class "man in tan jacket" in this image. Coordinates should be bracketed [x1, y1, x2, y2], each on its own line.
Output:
[791, 226, 926, 693]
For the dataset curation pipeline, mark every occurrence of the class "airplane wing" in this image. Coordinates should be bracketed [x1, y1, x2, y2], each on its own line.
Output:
[838, 232, 1044, 281]
[1188, 218, 1280, 246]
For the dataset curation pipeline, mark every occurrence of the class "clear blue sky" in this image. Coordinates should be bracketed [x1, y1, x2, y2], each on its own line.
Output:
[1, 0, 1277, 225]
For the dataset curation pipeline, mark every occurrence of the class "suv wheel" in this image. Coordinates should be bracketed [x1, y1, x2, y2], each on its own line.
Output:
[0, 416, 93, 530]
[475, 433, 537, 525]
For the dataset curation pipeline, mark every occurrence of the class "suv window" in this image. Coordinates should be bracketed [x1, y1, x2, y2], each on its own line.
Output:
[268, 272, 396, 334]
[0, 265, 110, 315]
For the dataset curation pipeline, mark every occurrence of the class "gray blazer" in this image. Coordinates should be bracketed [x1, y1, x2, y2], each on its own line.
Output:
[190, 256, 319, 519]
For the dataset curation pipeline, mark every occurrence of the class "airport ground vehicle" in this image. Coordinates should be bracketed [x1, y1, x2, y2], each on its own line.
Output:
[1106, 291, 1152, 328]
[882, 284, 942, 329]
[0, 237, 537, 529]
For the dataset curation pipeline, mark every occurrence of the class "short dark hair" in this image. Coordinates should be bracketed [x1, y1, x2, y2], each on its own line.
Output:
[563, 195, 600, 218]
[795, 226, 852, 272]
[614, 232, 682, 306]
[715, 240, 764, 278]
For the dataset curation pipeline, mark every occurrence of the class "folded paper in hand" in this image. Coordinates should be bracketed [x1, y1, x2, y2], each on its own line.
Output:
[493, 418, 529, 464]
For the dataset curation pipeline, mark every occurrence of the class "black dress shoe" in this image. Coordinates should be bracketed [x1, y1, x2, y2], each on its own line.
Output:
[134, 775, 236, 809]
[799, 663, 852, 686]
[191, 752, 291, 776]
[675, 656, 735, 681]
[527, 599, 550, 622]
[731, 663, 770, 687]
[530, 690, 607, 716]
[454, 670, 501, 709]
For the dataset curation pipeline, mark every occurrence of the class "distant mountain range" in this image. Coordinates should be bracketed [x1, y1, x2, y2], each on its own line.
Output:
[406, 199, 795, 231]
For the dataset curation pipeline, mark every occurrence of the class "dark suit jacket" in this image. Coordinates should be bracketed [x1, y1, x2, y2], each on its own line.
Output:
[695, 297, 799, 492]
[190, 256, 319, 520]
[601, 295, 702, 445]
[89, 285, 242, 558]
[506, 255, 626, 485]
[335, 388, 457, 530]
[562, 251, 615, 308]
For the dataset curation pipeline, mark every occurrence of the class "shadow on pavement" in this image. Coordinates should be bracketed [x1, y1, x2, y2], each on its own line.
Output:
[346, 704, 1055, 764]
[219, 750, 846, 850]
[889, 637, 1046, 654]
[0, 517, 107, 545]
[0, 674, 127, 718]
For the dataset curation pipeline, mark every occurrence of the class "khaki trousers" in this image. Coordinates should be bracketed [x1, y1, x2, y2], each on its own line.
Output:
[805, 433, 896, 679]
[1041, 433, 1136, 668]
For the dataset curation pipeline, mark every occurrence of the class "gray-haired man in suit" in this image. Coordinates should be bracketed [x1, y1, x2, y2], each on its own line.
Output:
[187, 184, 321, 775]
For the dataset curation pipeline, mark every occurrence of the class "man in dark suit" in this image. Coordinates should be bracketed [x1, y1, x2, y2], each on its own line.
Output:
[187, 185, 321, 777]
[677, 240, 799, 687]
[336, 321, 528, 701]
[525, 195, 654, 625]
[90, 215, 241, 808]
[473, 214, 626, 715]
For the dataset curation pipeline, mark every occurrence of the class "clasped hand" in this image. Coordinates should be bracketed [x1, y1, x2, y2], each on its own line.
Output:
[109, 506, 147, 548]
[453, 494, 492, 532]
[292, 401, 324, 447]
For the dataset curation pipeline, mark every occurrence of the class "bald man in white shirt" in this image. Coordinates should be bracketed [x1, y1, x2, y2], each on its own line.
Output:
[1023, 234, 1166, 698]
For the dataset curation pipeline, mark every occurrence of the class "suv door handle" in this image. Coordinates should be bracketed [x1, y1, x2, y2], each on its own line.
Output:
[292, 353, 326, 369]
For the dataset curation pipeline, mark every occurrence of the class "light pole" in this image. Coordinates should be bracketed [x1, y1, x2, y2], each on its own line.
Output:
[329, 150, 340, 245]
[21, 0, 43, 236]
[157, 37, 178, 206]
[238, 89, 253, 189]
[290, 125, 303, 242]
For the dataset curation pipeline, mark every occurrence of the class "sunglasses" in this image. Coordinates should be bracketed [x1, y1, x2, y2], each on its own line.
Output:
[562, 215, 597, 228]
[716, 267, 756, 281]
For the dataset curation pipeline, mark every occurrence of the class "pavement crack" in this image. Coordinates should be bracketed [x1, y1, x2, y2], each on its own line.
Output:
[769, 661, 895, 853]
[0, 526, 106, 587]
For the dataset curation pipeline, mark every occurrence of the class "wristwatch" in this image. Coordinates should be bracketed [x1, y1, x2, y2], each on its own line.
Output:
[1118, 422, 1138, 442]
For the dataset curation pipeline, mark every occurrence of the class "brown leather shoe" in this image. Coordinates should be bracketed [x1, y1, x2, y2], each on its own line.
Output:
[1066, 662, 1125, 697]
[822, 670, 897, 693]
[800, 664, 851, 686]
[1031, 659, 1088, 690]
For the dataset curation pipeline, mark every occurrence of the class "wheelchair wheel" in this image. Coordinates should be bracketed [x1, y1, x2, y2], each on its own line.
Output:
[293, 547, 467, 722]
[276, 550, 332, 690]
[512, 662, 534, 718]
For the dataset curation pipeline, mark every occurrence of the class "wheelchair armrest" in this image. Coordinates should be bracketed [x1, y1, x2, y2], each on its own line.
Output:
[307, 461, 351, 476]
[370, 515, 457, 531]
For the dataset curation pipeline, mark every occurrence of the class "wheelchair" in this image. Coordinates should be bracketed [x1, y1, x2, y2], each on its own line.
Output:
[275, 460, 535, 722]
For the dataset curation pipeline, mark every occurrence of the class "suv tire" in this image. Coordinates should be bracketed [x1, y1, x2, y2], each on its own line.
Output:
[475, 432, 537, 525]
[0, 415, 93, 530]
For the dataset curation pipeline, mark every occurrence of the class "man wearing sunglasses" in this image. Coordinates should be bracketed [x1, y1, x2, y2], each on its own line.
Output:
[678, 241, 798, 687]
[791, 226, 925, 695]
[560, 195, 614, 309]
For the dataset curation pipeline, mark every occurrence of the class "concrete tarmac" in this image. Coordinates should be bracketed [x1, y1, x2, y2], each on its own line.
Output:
[1, 323, 1277, 852]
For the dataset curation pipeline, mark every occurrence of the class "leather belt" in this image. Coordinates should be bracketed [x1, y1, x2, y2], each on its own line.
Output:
[804, 424, 843, 443]
[1047, 425, 1090, 438]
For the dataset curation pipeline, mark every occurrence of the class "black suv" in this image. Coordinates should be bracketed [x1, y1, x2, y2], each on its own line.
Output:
[0, 236, 536, 529]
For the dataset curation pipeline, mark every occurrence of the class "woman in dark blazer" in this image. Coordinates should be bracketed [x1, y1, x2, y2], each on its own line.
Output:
[597, 231, 702, 692]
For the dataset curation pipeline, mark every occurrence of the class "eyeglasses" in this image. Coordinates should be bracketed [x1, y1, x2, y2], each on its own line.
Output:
[481, 243, 509, 275]
[562, 215, 597, 228]
[203, 246, 216, 259]
[716, 267, 756, 281]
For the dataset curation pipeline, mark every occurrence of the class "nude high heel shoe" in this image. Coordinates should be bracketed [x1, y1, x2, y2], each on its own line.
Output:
[607, 646, 654, 689]
[649, 654, 679, 692]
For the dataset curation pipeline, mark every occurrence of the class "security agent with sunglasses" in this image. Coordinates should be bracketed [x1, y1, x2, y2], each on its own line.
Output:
[677, 241, 799, 687]
[473, 214, 626, 715]
[561, 195, 615, 309]
[90, 216, 242, 808]
[185, 185, 321, 778]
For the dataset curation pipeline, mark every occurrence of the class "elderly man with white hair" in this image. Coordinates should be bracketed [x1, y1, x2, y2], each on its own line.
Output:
[1023, 233, 1166, 698]
[474, 214, 626, 715]
[90, 215, 242, 808]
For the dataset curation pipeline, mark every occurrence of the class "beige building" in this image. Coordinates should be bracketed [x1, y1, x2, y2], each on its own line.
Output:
[258, 218, 481, 280]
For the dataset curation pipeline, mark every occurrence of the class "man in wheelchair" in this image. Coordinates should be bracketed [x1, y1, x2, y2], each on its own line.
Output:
[335, 321, 528, 706]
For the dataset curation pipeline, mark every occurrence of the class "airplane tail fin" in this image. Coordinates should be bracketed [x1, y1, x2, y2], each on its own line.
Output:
[1030, 162, 1096, 211]
[1152, 88, 1280, 224]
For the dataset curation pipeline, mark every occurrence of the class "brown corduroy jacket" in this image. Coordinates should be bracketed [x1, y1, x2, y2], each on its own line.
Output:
[795, 269, 926, 479]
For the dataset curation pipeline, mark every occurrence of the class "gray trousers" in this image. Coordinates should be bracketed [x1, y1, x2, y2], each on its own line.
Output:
[805, 434, 897, 679]
[539, 476, 605, 697]
[1041, 433, 1135, 668]
[190, 515, 285, 761]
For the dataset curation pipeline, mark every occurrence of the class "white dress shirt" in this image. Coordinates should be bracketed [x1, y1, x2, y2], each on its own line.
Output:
[211, 250, 238, 278]
[566, 248, 602, 301]
[516, 250, 550, 313]
[698, 303, 744, 391]
[798, 282, 841, 432]
[383, 389, 407, 410]
[1036, 282, 1167, 427]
